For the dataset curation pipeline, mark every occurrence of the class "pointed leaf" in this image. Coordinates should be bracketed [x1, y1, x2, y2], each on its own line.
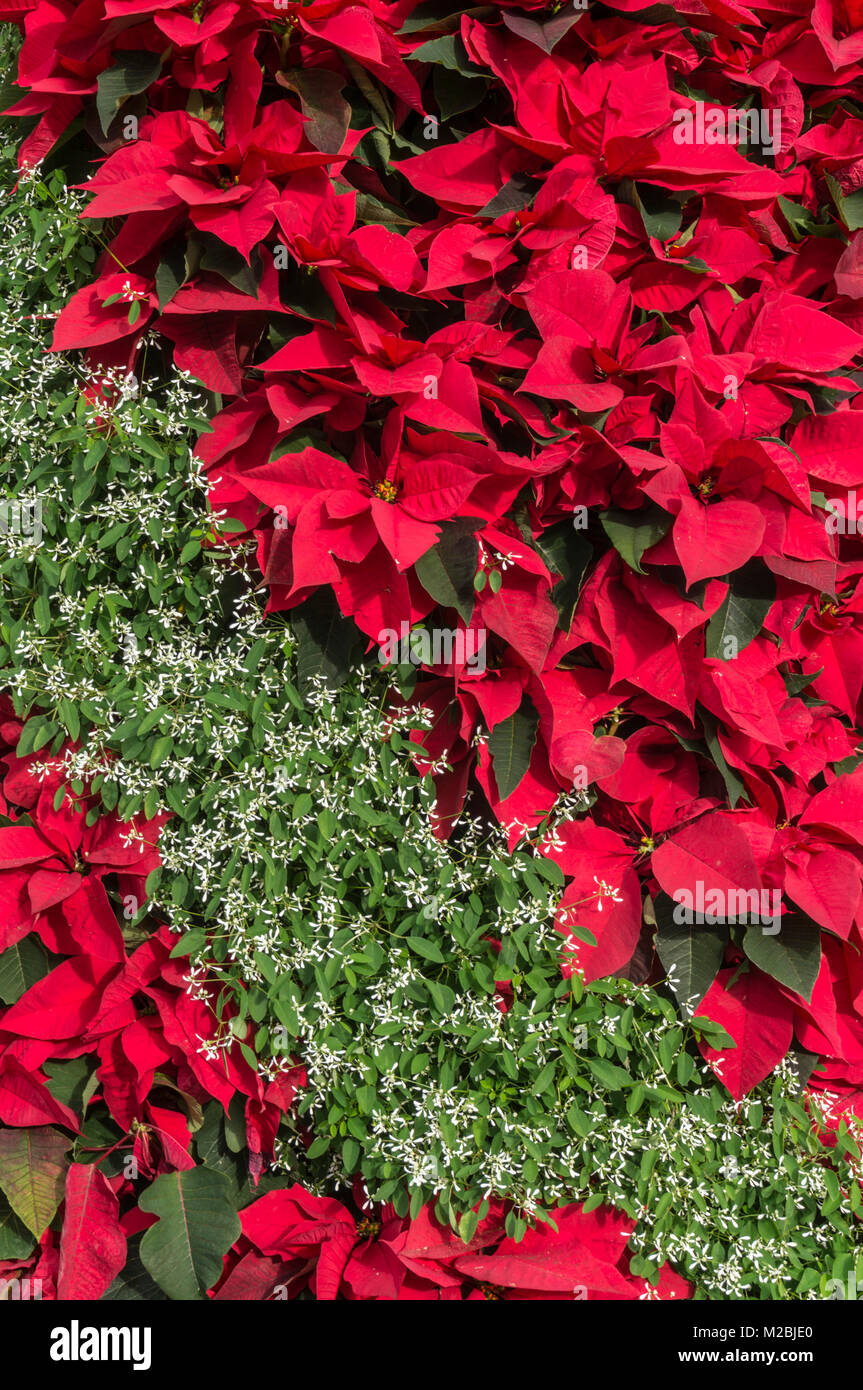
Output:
[139, 1167, 241, 1301]
[599, 504, 671, 574]
[654, 891, 728, 1018]
[414, 518, 479, 623]
[705, 561, 775, 660]
[58, 1164, 127, 1300]
[488, 697, 539, 801]
[0, 1126, 70, 1237]
[96, 53, 161, 136]
[742, 914, 822, 1003]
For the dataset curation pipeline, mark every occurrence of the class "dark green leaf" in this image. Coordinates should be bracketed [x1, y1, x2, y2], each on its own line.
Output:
[705, 561, 775, 660]
[0, 933, 57, 1005]
[139, 1167, 242, 1301]
[476, 172, 539, 220]
[743, 914, 821, 1003]
[282, 70, 350, 154]
[414, 517, 480, 623]
[102, 1232, 169, 1301]
[599, 504, 671, 574]
[654, 891, 728, 1019]
[533, 522, 593, 629]
[96, 53, 161, 136]
[433, 66, 486, 121]
[290, 588, 364, 697]
[488, 696, 539, 802]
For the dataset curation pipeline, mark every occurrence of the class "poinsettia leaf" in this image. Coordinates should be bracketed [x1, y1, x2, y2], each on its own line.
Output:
[43, 1057, 97, 1117]
[0, 1191, 34, 1261]
[501, 8, 584, 52]
[96, 53, 161, 136]
[778, 196, 818, 242]
[281, 69, 350, 154]
[57, 1164, 127, 1300]
[653, 891, 728, 1019]
[533, 522, 593, 629]
[826, 172, 863, 233]
[742, 914, 821, 1003]
[0, 1125, 71, 1237]
[399, 1, 487, 33]
[199, 236, 262, 298]
[414, 517, 479, 622]
[0, 932, 57, 1005]
[434, 67, 486, 121]
[599, 504, 671, 575]
[488, 696, 539, 802]
[102, 1232, 168, 1301]
[155, 241, 188, 312]
[699, 707, 748, 809]
[695, 968, 794, 1099]
[138, 1167, 242, 1301]
[782, 666, 822, 697]
[704, 560, 775, 660]
[411, 34, 483, 75]
[477, 172, 539, 220]
[621, 180, 683, 243]
[291, 589, 365, 698]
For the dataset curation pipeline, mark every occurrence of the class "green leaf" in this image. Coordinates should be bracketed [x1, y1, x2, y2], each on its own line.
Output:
[102, 1232, 169, 1301]
[155, 241, 187, 311]
[148, 734, 173, 769]
[705, 561, 775, 660]
[0, 1127, 71, 1238]
[406, 935, 446, 964]
[433, 67, 486, 121]
[96, 53, 161, 135]
[414, 518, 479, 623]
[778, 196, 818, 242]
[291, 588, 364, 697]
[628, 181, 683, 243]
[198, 235, 262, 297]
[826, 172, 863, 233]
[501, 7, 584, 52]
[699, 705, 748, 809]
[782, 666, 822, 698]
[599, 504, 671, 575]
[138, 1168, 242, 1301]
[410, 34, 482, 74]
[426, 978, 456, 1014]
[0, 1191, 34, 1262]
[0, 932, 57, 1005]
[282, 69, 350, 154]
[743, 914, 821, 1004]
[653, 891, 728, 1019]
[588, 1058, 633, 1090]
[477, 172, 539, 220]
[488, 696, 539, 802]
[170, 927, 207, 958]
[43, 1057, 97, 1117]
[532, 521, 593, 629]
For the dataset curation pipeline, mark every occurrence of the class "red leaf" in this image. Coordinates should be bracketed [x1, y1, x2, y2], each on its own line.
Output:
[57, 1164, 127, 1300]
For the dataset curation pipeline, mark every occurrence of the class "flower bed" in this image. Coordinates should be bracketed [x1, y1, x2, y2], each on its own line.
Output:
[0, 2, 862, 1300]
